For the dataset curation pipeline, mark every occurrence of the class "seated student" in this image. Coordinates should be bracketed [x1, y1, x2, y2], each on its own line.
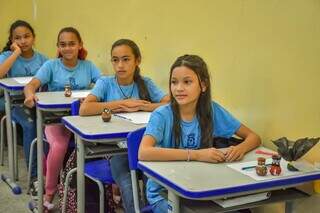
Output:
[24, 27, 101, 210]
[139, 54, 261, 213]
[0, 20, 48, 198]
[80, 39, 170, 213]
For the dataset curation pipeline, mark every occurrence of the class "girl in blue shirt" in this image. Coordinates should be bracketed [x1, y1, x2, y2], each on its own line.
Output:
[80, 39, 170, 213]
[24, 27, 100, 210]
[0, 20, 47, 194]
[139, 54, 261, 213]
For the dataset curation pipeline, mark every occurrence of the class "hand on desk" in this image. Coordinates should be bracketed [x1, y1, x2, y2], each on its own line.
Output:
[24, 94, 38, 108]
[194, 145, 246, 163]
[112, 99, 151, 112]
[194, 148, 226, 163]
[224, 145, 246, 162]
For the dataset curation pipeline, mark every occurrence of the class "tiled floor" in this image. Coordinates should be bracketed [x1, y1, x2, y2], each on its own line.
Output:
[0, 147, 45, 213]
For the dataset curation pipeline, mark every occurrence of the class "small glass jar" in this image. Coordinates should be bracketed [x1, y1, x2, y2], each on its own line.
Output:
[256, 157, 267, 176]
[270, 154, 282, 176]
[64, 85, 72, 97]
[101, 108, 112, 122]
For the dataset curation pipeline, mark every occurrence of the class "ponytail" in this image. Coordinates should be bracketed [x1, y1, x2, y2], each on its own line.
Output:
[2, 40, 12, 53]
[133, 67, 151, 101]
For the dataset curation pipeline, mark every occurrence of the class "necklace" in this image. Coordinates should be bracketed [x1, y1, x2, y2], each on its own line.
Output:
[115, 77, 135, 99]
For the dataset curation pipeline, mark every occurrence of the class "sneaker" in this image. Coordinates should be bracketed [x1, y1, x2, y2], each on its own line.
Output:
[30, 180, 39, 200]
[43, 201, 54, 211]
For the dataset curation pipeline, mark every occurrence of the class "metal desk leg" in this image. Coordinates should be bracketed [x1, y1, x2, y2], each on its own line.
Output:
[285, 200, 293, 213]
[168, 191, 180, 213]
[0, 90, 21, 194]
[36, 108, 44, 212]
[76, 135, 85, 213]
[131, 170, 141, 213]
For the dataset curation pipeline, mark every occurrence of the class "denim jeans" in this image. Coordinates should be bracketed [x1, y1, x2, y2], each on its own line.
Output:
[110, 154, 135, 213]
[151, 199, 168, 213]
[11, 106, 37, 178]
[0, 96, 5, 113]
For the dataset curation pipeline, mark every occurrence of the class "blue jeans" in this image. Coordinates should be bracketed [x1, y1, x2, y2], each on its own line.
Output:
[110, 155, 135, 213]
[11, 106, 37, 178]
[0, 96, 5, 113]
[151, 199, 168, 213]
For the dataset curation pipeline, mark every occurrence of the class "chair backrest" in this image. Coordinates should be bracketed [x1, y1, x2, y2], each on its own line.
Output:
[71, 99, 80, 116]
[127, 127, 146, 170]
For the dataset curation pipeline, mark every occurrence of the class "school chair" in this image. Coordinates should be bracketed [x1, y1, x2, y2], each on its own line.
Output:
[62, 158, 115, 213]
[62, 99, 116, 213]
[126, 127, 153, 213]
[63, 128, 152, 213]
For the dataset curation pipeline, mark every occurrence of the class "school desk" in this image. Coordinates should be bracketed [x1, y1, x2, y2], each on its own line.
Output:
[62, 115, 145, 213]
[0, 77, 31, 194]
[35, 90, 89, 212]
[138, 147, 320, 213]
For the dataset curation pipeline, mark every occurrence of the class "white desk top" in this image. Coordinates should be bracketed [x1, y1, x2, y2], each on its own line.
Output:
[62, 115, 145, 141]
[36, 90, 89, 110]
[0, 77, 31, 90]
[139, 147, 320, 199]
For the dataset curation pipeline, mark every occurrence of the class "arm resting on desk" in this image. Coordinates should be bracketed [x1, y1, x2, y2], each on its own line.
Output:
[139, 135, 226, 163]
[79, 94, 169, 116]
[23, 78, 41, 108]
[224, 125, 261, 162]
[139, 124, 261, 163]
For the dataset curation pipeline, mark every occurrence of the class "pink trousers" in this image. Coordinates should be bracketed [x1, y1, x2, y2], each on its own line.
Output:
[44, 124, 71, 196]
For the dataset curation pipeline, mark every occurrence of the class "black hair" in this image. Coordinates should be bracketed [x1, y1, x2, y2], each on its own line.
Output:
[169, 54, 213, 148]
[111, 39, 151, 101]
[2, 20, 35, 53]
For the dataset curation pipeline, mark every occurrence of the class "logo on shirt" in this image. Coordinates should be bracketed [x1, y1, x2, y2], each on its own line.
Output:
[69, 77, 79, 90]
[186, 133, 196, 148]
[24, 67, 32, 76]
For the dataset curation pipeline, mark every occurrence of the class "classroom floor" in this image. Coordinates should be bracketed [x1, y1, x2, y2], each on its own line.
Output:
[0, 146, 51, 213]
[0, 145, 124, 213]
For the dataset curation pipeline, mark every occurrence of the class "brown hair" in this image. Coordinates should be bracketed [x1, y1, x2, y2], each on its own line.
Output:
[56, 27, 87, 60]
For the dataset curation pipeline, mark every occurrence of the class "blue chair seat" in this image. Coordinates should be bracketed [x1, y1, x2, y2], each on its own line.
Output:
[84, 159, 114, 184]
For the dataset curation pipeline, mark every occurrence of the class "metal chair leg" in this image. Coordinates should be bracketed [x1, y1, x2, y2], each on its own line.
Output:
[62, 168, 77, 213]
[86, 175, 105, 213]
[0, 116, 6, 166]
[27, 138, 37, 193]
[12, 121, 18, 181]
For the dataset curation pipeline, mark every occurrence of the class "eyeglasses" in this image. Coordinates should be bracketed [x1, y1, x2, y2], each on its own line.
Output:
[111, 57, 132, 64]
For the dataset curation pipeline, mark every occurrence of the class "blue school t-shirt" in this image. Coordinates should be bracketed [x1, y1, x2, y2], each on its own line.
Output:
[90, 75, 165, 102]
[0, 51, 48, 77]
[144, 102, 241, 205]
[35, 58, 101, 91]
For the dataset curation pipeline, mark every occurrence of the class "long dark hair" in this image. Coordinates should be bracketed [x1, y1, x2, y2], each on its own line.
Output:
[2, 20, 35, 53]
[111, 39, 151, 101]
[170, 55, 213, 148]
[56, 27, 87, 60]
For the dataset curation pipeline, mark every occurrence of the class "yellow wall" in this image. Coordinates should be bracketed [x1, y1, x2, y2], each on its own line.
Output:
[1, 0, 319, 145]
[1, 0, 320, 211]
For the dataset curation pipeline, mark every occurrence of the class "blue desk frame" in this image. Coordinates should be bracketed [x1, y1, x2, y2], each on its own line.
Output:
[138, 148, 320, 213]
